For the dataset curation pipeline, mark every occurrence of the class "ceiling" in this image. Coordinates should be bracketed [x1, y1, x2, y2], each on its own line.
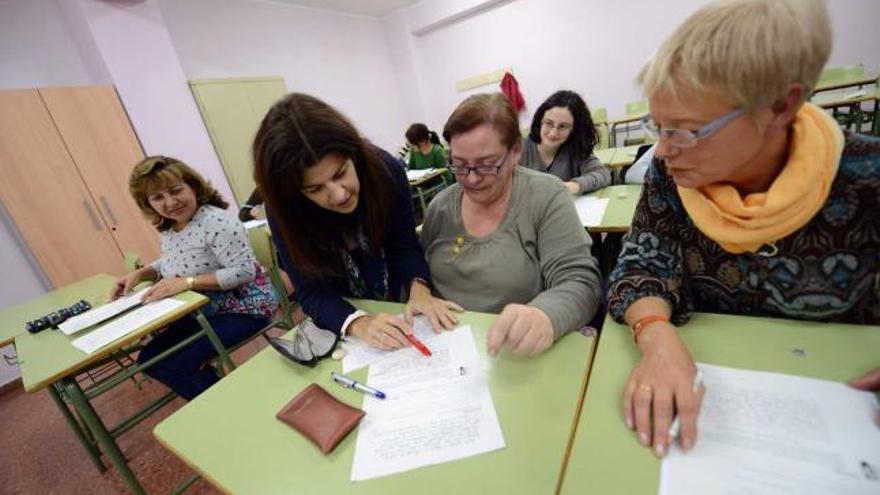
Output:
[265, 0, 423, 17]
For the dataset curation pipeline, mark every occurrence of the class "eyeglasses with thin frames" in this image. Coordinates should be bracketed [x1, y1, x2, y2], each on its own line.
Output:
[541, 119, 573, 133]
[642, 108, 745, 148]
[448, 149, 511, 176]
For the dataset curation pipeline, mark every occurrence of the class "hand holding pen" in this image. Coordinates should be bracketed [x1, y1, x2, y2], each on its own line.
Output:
[668, 369, 704, 442]
[623, 324, 704, 458]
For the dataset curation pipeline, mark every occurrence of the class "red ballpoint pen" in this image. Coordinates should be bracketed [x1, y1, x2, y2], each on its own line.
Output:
[404, 333, 432, 357]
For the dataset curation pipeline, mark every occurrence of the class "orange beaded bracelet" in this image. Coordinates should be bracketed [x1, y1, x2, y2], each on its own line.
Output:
[631, 315, 670, 343]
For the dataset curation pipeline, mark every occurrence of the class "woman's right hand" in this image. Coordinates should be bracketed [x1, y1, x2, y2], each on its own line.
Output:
[109, 271, 142, 300]
[623, 321, 703, 458]
[349, 313, 411, 350]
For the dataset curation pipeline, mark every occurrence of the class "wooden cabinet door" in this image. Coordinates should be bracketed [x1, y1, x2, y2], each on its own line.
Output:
[40, 86, 160, 263]
[0, 89, 126, 287]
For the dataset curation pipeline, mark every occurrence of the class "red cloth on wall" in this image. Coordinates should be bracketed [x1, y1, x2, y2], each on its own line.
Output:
[500, 72, 525, 113]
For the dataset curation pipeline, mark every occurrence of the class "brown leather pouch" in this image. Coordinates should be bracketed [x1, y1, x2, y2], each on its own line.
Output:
[276, 383, 365, 454]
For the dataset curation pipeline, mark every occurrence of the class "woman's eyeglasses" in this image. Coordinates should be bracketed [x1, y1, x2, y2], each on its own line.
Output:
[448, 149, 511, 176]
[541, 119, 573, 133]
[642, 108, 745, 148]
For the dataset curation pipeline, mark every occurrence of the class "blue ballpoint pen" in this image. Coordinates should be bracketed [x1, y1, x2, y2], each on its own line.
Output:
[330, 371, 387, 400]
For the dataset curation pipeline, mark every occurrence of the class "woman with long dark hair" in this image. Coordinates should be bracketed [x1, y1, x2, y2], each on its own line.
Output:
[253, 93, 460, 349]
[521, 90, 610, 194]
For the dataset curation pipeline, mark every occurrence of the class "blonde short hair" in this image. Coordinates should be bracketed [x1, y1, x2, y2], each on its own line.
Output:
[129, 156, 228, 231]
[639, 0, 832, 111]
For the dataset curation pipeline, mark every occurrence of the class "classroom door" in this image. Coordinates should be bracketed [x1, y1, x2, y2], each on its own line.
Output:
[189, 77, 287, 205]
[40, 86, 160, 263]
[0, 89, 126, 286]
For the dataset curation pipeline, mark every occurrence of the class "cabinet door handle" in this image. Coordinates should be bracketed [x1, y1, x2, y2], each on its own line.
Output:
[99, 196, 119, 225]
[83, 200, 103, 231]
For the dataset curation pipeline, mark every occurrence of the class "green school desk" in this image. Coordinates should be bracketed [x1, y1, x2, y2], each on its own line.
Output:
[581, 184, 643, 234]
[577, 184, 643, 277]
[410, 167, 450, 222]
[0, 273, 115, 347]
[14, 280, 234, 495]
[154, 299, 596, 495]
[596, 145, 643, 183]
[608, 113, 649, 147]
[813, 74, 877, 95]
[812, 87, 880, 134]
[559, 313, 880, 495]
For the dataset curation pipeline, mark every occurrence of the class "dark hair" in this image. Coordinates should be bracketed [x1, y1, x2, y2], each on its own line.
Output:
[443, 93, 521, 147]
[405, 123, 441, 146]
[253, 93, 392, 282]
[528, 90, 598, 159]
[129, 155, 228, 232]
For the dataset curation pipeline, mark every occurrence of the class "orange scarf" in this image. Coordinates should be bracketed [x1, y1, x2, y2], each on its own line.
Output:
[678, 103, 843, 254]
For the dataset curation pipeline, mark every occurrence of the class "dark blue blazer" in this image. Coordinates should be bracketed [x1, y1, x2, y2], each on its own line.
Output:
[270, 148, 430, 334]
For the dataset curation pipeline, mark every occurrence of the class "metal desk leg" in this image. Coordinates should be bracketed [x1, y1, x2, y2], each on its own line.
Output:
[193, 310, 235, 375]
[48, 382, 106, 473]
[61, 377, 147, 495]
[417, 187, 428, 216]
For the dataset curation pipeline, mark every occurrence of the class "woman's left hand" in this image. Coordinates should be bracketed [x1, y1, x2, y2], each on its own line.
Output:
[142, 277, 188, 303]
[405, 281, 464, 332]
[564, 181, 581, 195]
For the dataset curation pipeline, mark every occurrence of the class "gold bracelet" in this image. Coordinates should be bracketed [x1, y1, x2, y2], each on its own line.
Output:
[186, 276, 196, 290]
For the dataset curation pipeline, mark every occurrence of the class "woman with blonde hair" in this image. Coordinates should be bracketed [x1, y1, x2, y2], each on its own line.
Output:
[609, 0, 880, 457]
[111, 156, 277, 400]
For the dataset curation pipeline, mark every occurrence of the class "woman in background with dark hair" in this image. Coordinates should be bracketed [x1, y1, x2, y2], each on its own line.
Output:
[521, 90, 610, 194]
[405, 123, 447, 170]
[254, 93, 461, 349]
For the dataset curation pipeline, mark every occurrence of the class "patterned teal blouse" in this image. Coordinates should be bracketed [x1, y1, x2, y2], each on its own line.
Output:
[608, 132, 880, 326]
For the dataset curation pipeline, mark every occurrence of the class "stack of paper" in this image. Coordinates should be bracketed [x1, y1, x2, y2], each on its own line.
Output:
[350, 326, 505, 481]
[71, 299, 185, 354]
[660, 363, 880, 495]
[59, 288, 148, 335]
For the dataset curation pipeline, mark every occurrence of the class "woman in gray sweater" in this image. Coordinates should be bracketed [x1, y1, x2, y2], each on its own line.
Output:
[420, 93, 601, 357]
[520, 90, 611, 194]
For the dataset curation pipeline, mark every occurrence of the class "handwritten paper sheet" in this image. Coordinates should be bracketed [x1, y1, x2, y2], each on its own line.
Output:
[572, 196, 609, 227]
[60, 288, 148, 335]
[660, 363, 880, 495]
[71, 299, 185, 354]
[350, 325, 505, 481]
[342, 315, 439, 373]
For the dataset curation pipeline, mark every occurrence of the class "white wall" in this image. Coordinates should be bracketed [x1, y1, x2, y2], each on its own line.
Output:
[0, 0, 98, 89]
[68, 0, 237, 207]
[384, 0, 880, 134]
[158, 0, 409, 152]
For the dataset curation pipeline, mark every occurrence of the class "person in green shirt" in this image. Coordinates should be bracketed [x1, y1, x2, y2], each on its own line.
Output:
[405, 123, 447, 170]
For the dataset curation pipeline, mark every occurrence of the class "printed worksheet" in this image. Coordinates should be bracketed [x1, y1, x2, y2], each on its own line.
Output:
[660, 363, 880, 495]
[350, 325, 505, 481]
[59, 288, 148, 335]
[572, 196, 609, 227]
[342, 315, 441, 373]
[71, 298, 185, 354]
